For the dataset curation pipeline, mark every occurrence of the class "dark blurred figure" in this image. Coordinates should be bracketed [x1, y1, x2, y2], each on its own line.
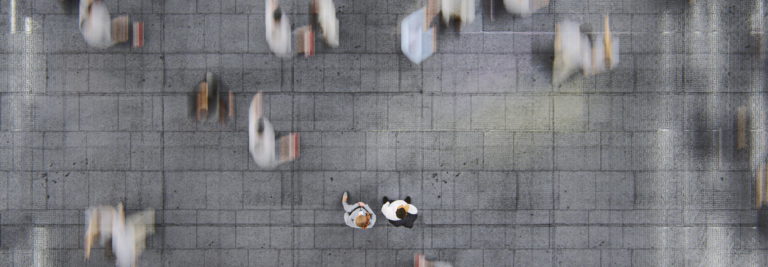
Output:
[194, 72, 235, 123]
[58, 0, 77, 12]
[313, 0, 339, 47]
[79, 0, 142, 48]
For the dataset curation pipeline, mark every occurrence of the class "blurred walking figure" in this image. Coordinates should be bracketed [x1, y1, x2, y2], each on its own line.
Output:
[503, 0, 549, 16]
[84, 205, 117, 260]
[553, 16, 619, 85]
[342, 192, 376, 229]
[382, 196, 418, 228]
[79, 0, 132, 48]
[441, 0, 475, 31]
[248, 92, 300, 169]
[266, 0, 292, 57]
[195, 72, 235, 123]
[111, 203, 155, 267]
[79, 0, 143, 48]
[84, 203, 155, 267]
[313, 0, 339, 47]
[414, 254, 453, 267]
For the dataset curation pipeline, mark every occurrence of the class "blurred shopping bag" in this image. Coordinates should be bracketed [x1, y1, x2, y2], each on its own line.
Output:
[401, 8, 436, 64]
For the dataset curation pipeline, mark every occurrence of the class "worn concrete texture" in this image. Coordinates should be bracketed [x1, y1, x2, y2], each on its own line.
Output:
[0, 0, 767, 266]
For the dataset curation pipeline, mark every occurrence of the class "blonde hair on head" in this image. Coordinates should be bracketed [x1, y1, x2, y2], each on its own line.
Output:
[355, 214, 371, 229]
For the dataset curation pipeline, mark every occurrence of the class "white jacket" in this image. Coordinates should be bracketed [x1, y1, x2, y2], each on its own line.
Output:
[111, 205, 154, 267]
[265, 0, 292, 57]
[79, 0, 115, 49]
[317, 0, 339, 47]
[381, 200, 418, 221]
[248, 97, 278, 169]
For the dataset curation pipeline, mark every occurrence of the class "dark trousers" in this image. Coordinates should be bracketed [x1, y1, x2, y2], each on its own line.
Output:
[388, 214, 417, 228]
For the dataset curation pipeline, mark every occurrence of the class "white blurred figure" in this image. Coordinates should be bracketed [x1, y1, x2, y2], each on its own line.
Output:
[552, 20, 583, 85]
[441, 0, 475, 31]
[503, 0, 549, 16]
[79, 0, 115, 48]
[265, 0, 292, 57]
[248, 92, 299, 169]
[111, 203, 155, 267]
[249, 92, 277, 169]
[316, 0, 339, 47]
[553, 16, 619, 85]
[84, 205, 117, 260]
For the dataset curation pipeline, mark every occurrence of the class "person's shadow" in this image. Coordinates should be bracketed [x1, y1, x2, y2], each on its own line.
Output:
[58, 0, 78, 13]
[758, 209, 768, 239]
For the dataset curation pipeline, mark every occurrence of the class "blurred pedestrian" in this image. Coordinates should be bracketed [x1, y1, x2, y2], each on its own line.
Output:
[248, 92, 299, 169]
[342, 192, 376, 229]
[441, 0, 475, 31]
[553, 15, 619, 85]
[266, 0, 292, 57]
[84, 205, 117, 260]
[111, 203, 155, 267]
[79, 0, 130, 48]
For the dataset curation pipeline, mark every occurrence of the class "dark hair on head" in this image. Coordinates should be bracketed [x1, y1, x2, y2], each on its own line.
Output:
[273, 8, 282, 22]
[396, 207, 406, 219]
[257, 119, 265, 134]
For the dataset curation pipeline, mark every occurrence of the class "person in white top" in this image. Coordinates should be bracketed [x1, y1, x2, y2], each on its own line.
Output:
[440, 0, 475, 31]
[342, 192, 376, 229]
[553, 16, 619, 85]
[315, 0, 339, 47]
[381, 196, 418, 228]
[110, 203, 155, 267]
[79, 0, 116, 48]
[248, 92, 299, 169]
[265, 0, 292, 57]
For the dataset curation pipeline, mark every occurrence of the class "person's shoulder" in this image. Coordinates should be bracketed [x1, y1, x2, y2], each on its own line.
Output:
[392, 200, 407, 206]
[408, 204, 418, 213]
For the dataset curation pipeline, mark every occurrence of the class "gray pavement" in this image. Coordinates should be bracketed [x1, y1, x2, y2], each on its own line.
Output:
[0, 0, 767, 266]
